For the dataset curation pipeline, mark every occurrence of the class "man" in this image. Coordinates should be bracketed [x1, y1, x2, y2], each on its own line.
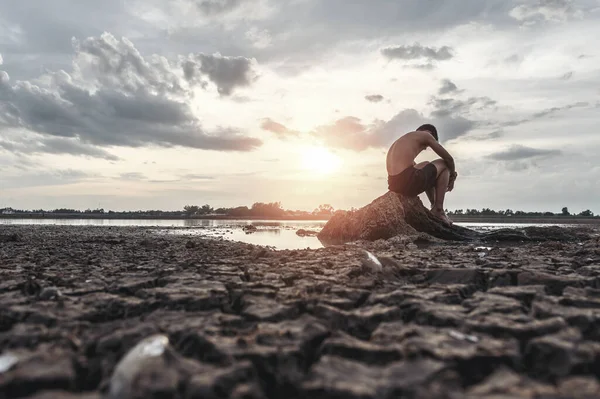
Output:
[386, 124, 457, 225]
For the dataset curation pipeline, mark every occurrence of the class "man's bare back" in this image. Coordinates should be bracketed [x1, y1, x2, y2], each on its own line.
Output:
[386, 131, 430, 176]
[386, 125, 457, 225]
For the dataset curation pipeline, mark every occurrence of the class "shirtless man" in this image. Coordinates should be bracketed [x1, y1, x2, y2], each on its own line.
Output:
[386, 124, 457, 225]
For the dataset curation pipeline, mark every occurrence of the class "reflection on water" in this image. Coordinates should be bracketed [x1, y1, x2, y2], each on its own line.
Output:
[0, 218, 328, 250]
[458, 222, 577, 231]
[0, 218, 577, 251]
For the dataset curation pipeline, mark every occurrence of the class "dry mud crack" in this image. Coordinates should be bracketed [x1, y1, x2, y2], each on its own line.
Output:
[1, 225, 600, 398]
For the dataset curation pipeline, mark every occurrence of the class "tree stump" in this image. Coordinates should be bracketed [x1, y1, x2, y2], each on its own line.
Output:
[318, 191, 477, 244]
[317, 192, 592, 245]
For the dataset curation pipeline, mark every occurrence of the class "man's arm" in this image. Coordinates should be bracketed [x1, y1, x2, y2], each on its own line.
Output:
[423, 133, 456, 174]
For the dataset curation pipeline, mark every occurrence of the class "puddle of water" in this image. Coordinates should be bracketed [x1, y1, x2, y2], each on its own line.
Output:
[161, 226, 324, 250]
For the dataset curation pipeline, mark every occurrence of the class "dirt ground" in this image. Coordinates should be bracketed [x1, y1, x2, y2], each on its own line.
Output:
[1, 224, 600, 398]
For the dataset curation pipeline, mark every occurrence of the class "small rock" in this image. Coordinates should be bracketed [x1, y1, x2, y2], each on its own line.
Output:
[39, 287, 61, 300]
[242, 225, 257, 234]
[296, 229, 319, 237]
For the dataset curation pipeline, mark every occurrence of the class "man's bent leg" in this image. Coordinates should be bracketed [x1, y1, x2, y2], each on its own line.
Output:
[414, 162, 435, 207]
[430, 159, 453, 225]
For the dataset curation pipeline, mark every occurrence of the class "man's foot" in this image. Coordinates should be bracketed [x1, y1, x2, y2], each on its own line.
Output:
[431, 208, 453, 226]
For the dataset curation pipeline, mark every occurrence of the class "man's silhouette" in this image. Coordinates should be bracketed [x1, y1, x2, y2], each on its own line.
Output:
[386, 124, 457, 225]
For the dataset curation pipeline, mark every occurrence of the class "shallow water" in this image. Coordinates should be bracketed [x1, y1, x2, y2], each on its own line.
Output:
[0, 218, 578, 250]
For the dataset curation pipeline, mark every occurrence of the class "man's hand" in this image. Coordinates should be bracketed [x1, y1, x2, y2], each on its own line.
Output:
[447, 171, 457, 192]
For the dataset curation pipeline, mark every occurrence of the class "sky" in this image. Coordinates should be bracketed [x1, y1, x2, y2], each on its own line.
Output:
[1, 0, 599, 213]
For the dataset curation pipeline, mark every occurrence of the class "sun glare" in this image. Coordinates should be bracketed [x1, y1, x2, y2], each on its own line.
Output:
[301, 146, 342, 175]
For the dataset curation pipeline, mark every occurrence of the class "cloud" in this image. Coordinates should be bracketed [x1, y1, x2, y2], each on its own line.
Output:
[500, 101, 590, 128]
[510, 0, 582, 24]
[462, 130, 504, 141]
[438, 79, 460, 95]
[119, 172, 146, 181]
[559, 71, 574, 80]
[430, 96, 497, 118]
[365, 94, 384, 103]
[0, 169, 94, 189]
[260, 118, 298, 138]
[183, 52, 258, 96]
[0, 33, 263, 155]
[0, 136, 120, 161]
[487, 145, 562, 161]
[531, 101, 588, 118]
[311, 116, 378, 151]
[245, 27, 272, 49]
[382, 43, 453, 62]
[309, 107, 476, 151]
[504, 54, 521, 64]
[505, 161, 531, 172]
[181, 174, 216, 180]
[195, 0, 246, 15]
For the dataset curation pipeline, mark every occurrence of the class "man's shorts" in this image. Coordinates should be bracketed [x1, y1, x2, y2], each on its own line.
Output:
[388, 163, 438, 197]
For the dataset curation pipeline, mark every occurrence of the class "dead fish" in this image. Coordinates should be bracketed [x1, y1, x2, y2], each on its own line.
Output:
[107, 335, 169, 399]
[0, 352, 19, 374]
[362, 250, 383, 272]
[448, 330, 479, 343]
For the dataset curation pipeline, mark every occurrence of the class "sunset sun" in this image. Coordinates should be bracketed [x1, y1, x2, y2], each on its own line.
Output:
[301, 146, 342, 175]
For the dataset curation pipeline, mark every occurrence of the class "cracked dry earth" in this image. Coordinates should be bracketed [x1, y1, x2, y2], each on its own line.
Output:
[1, 225, 600, 399]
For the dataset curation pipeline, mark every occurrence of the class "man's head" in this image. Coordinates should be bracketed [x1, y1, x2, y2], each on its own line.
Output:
[416, 124, 438, 141]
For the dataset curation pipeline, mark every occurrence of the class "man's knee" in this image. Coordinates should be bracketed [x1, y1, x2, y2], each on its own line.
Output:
[431, 159, 448, 175]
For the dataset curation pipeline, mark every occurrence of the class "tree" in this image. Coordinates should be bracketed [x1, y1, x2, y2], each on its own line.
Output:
[579, 210, 594, 217]
[561, 207, 570, 216]
[199, 204, 213, 215]
[184, 205, 199, 217]
[250, 202, 285, 217]
[313, 204, 335, 216]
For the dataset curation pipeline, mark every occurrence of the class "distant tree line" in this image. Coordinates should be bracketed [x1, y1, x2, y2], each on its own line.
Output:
[0, 203, 338, 218]
[1, 204, 597, 218]
[183, 202, 336, 218]
[447, 207, 595, 217]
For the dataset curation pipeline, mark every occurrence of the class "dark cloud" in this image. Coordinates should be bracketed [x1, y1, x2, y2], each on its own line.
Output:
[0, 137, 119, 161]
[184, 53, 258, 96]
[365, 94, 384, 103]
[510, 0, 582, 24]
[382, 43, 454, 62]
[260, 118, 298, 138]
[438, 79, 460, 95]
[196, 0, 245, 15]
[0, 33, 263, 155]
[488, 145, 562, 161]
[430, 96, 497, 118]
[531, 101, 588, 119]
[559, 71, 574, 80]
